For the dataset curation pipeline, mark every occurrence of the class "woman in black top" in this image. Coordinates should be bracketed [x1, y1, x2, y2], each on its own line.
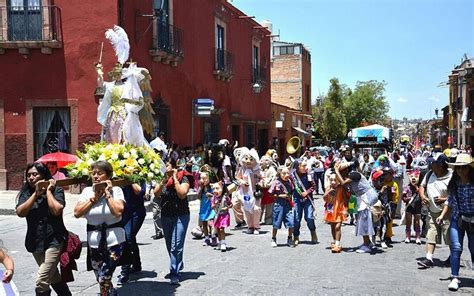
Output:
[154, 159, 192, 285]
[16, 162, 71, 296]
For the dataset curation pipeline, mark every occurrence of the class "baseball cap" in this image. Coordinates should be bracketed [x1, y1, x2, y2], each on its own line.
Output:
[371, 170, 384, 181]
[428, 153, 449, 165]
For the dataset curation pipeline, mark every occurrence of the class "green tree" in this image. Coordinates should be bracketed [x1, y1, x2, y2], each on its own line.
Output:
[313, 78, 348, 143]
[344, 80, 390, 130]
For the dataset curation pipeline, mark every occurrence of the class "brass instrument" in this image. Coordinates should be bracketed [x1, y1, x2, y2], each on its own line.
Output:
[286, 136, 301, 155]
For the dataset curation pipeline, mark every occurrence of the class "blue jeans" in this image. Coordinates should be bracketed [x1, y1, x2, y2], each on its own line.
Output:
[293, 198, 315, 237]
[162, 214, 190, 279]
[313, 171, 325, 193]
[121, 207, 146, 274]
[449, 218, 474, 277]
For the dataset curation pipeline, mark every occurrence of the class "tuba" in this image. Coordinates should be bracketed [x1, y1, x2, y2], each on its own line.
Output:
[286, 136, 301, 155]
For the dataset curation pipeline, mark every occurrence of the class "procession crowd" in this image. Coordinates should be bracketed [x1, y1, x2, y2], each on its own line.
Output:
[1, 137, 473, 295]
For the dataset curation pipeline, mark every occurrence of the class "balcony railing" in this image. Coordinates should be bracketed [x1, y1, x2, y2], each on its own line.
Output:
[214, 48, 233, 81]
[252, 65, 267, 85]
[0, 6, 62, 43]
[155, 20, 183, 57]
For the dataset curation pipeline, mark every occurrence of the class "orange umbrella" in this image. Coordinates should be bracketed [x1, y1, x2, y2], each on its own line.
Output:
[37, 152, 78, 168]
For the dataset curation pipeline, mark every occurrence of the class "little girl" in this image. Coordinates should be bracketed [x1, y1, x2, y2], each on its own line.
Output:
[198, 171, 217, 246]
[211, 182, 233, 252]
[402, 170, 422, 244]
[323, 173, 350, 253]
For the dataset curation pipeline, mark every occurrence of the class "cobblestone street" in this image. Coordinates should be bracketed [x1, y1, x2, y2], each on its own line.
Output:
[0, 193, 472, 295]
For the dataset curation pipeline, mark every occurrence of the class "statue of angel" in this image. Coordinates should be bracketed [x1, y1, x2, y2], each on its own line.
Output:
[95, 25, 155, 146]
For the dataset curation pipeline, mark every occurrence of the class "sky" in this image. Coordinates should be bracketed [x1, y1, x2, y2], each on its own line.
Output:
[231, 0, 474, 120]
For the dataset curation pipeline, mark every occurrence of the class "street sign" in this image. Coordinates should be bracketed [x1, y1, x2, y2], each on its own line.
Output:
[194, 98, 214, 117]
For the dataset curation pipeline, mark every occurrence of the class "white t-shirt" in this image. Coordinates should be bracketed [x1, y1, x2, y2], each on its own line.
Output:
[79, 186, 126, 248]
[421, 170, 452, 213]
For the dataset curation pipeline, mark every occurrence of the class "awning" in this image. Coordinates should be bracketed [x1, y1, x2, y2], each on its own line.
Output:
[292, 126, 311, 136]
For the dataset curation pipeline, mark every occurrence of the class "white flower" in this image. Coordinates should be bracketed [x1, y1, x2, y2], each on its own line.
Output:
[150, 163, 155, 170]
[87, 159, 94, 166]
[119, 160, 125, 167]
[98, 154, 106, 161]
[71, 169, 78, 175]
[130, 148, 137, 155]
[154, 168, 160, 174]
[81, 168, 89, 175]
[111, 153, 119, 160]
[147, 172, 154, 178]
[138, 158, 145, 165]
[123, 152, 130, 159]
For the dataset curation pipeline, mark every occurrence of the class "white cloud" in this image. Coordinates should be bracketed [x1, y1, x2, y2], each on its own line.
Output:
[397, 97, 408, 103]
[427, 95, 440, 102]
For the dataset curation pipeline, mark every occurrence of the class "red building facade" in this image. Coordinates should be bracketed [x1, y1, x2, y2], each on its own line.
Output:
[0, 0, 271, 189]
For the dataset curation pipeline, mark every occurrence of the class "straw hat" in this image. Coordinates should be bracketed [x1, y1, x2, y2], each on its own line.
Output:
[448, 153, 474, 167]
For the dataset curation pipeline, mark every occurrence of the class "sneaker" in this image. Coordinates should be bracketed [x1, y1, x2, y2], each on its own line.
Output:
[355, 245, 371, 253]
[220, 243, 227, 252]
[233, 221, 247, 230]
[202, 238, 210, 246]
[415, 238, 421, 245]
[253, 229, 260, 235]
[448, 277, 460, 291]
[417, 258, 434, 269]
[381, 242, 388, 249]
[151, 233, 164, 240]
[246, 228, 254, 234]
[404, 238, 410, 244]
[210, 237, 218, 246]
[215, 242, 221, 250]
[271, 239, 277, 248]
[117, 273, 129, 286]
[293, 237, 299, 246]
[169, 277, 180, 285]
[287, 238, 295, 248]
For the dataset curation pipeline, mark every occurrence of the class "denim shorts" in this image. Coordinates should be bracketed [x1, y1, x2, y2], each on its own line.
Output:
[272, 198, 294, 229]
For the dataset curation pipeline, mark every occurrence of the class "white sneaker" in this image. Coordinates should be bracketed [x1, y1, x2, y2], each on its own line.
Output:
[220, 243, 227, 252]
[381, 242, 388, 249]
[404, 238, 410, 244]
[356, 245, 371, 253]
[271, 239, 277, 247]
[448, 277, 460, 291]
[415, 238, 422, 245]
[253, 229, 260, 235]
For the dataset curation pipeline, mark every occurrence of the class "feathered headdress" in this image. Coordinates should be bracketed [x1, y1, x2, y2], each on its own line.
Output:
[105, 25, 130, 64]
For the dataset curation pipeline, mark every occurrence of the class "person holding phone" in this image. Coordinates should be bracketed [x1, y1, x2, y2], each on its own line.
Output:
[154, 158, 193, 285]
[74, 161, 125, 296]
[16, 162, 71, 296]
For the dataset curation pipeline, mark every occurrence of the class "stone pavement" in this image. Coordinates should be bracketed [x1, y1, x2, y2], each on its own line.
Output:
[0, 191, 472, 295]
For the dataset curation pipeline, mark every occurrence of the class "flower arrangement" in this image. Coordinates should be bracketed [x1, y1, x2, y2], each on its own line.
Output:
[66, 142, 164, 183]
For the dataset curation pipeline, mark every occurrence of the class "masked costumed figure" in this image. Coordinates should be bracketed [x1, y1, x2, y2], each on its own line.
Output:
[259, 150, 279, 225]
[234, 147, 262, 234]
